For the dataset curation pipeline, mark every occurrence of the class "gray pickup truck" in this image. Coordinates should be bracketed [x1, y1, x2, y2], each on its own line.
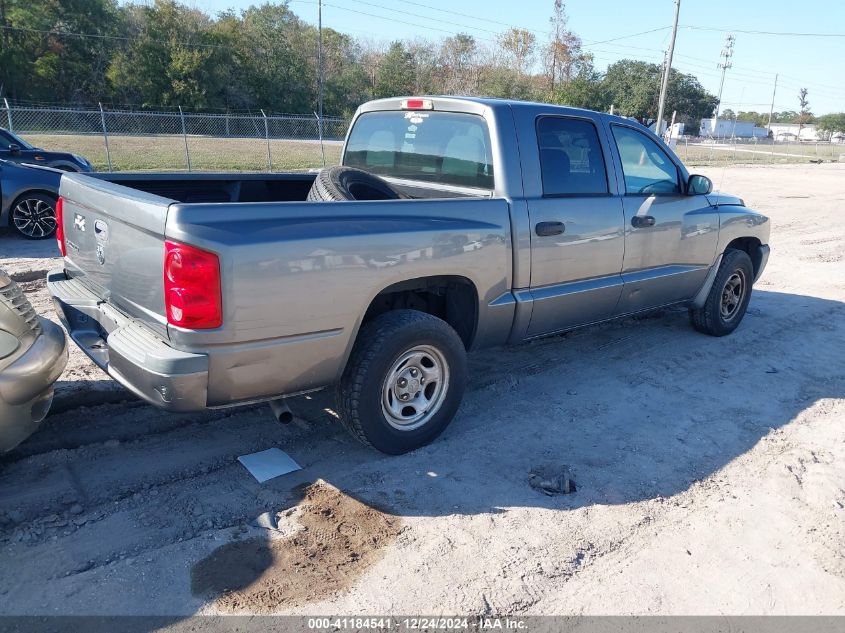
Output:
[49, 97, 770, 454]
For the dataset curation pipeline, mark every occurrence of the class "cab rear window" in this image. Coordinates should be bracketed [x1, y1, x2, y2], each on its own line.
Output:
[343, 110, 494, 190]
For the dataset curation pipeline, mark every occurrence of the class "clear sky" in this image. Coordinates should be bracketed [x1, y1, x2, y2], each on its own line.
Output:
[175, 0, 845, 115]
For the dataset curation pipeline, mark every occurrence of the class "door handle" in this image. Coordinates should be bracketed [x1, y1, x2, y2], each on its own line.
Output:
[631, 215, 656, 228]
[535, 221, 565, 236]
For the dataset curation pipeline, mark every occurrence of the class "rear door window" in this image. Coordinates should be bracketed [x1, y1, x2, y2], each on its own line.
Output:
[344, 110, 494, 190]
[537, 117, 608, 195]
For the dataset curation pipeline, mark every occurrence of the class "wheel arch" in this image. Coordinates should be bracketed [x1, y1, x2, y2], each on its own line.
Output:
[724, 236, 763, 278]
[359, 274, 480, 350]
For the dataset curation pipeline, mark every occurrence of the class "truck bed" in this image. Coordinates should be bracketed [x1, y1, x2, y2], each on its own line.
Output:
[87, 172, 318, 204]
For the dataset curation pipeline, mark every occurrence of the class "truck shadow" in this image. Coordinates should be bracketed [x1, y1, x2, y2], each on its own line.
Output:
[289, 288, 845, 514]
[188, 288, 844, 613]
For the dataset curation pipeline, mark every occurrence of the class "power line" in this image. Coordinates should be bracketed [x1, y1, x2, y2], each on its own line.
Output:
[583, 26, 672, 47]
[673, 50, 845, 96]
[324, 0, 674, 52]
[400, 0, 671, 48]
[311, 0, 683, 67]
[681, 25, 845, 37]
[767, 76, 845, 98]
[333, 0, 502, 36]
[400, 0, 545, 33]
[290, 0, 498, 42]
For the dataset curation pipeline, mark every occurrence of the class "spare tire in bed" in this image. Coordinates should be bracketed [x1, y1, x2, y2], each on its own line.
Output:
[306, 166, 403, 202]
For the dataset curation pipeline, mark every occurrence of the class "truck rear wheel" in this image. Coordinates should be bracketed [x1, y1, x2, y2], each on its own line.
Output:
[689, 249, 754, 336]
[337, 310, 467, 454]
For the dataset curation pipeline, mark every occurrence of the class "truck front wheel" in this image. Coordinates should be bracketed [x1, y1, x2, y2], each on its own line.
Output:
[337, 310, 467, 454]
[689, 249, 754, 336]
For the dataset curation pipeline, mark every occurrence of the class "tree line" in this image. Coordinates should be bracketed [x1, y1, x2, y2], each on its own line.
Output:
[5, 0, 839, 135]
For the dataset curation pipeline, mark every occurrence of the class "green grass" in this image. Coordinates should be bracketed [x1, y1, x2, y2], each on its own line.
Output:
[677, 140, 843, 167]
[19, 133, 342, 172]
[19, 132, 844, 172]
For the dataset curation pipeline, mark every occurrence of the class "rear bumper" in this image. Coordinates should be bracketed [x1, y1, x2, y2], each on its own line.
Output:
[0, 318, 67, 452]
[47, 269, 209, 412]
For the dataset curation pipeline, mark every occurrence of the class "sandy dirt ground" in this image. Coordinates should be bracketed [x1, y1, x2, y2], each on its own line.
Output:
[0, 163, 843, 616]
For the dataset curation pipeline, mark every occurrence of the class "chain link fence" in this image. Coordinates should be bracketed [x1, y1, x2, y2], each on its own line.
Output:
[669, 134, 844, 167]
[1, 100, 349, 172]
[2, 100, 843, 172]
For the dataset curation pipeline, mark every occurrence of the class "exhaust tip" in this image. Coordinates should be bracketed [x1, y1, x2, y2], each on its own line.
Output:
[269, 398, 294, 424]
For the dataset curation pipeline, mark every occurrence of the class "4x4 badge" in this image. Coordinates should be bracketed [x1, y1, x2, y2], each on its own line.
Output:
[96, 244, 105, 265]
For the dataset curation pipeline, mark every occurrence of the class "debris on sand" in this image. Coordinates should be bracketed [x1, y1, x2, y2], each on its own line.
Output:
[237, 448, 301, 483]
[529, 465, 576, 496]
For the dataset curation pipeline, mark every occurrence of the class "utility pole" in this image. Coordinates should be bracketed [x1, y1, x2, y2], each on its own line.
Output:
[317, 0, 324, 141]
[766, 73, 778, 135]
[712, 34, 735, 139]
[655, 0, 681, 141]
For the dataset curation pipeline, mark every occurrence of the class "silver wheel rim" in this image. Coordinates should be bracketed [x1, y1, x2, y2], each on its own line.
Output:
[720, 270, 746, 321]
[381, 344, 450, 431]
[12, 198, 56, 238]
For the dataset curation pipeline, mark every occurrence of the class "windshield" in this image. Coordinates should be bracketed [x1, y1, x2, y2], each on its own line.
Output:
[0, 129, 34, 150]
[344, 110, 494, 190]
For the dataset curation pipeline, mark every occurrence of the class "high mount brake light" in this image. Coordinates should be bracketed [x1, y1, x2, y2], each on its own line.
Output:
[401, 99, 433, 110]
[164, 240, 222, 329]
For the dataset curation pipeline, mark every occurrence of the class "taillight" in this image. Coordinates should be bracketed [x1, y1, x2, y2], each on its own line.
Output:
[164, 240, 222, 329]
[55, 196, 66, 256]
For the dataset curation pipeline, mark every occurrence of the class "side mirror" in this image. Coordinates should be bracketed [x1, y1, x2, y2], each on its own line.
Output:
[8, 143, 21, 155]
[687, 174, 712, 195]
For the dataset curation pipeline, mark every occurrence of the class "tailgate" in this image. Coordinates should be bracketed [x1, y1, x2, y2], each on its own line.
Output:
[59, 173, 174, 336]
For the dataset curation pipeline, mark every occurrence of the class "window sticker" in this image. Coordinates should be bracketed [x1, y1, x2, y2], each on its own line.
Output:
[405, 112, 429, 125]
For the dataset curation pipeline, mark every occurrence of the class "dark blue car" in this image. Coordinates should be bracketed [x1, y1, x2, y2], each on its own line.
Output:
[0, 128, 92, 173]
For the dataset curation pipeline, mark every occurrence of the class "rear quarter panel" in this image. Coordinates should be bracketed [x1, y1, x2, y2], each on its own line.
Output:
[165, 197, 513, 405]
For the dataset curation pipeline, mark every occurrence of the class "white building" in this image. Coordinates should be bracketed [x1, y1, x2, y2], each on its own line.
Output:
[768, 123, 822, 141]
[699, 118, 768, 138]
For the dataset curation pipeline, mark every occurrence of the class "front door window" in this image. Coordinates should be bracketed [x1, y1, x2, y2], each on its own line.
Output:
[611, 125, 679, 195]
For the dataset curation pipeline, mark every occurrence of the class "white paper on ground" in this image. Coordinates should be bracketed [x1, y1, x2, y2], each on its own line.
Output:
[237, 448, 302, 483]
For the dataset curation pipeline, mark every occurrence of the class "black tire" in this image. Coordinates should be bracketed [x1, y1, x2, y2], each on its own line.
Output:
[10, 192, 58, 240]
[689, 249, 754, 336]
[307, 166, 403, 202]
[337, 310, 467, 455]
